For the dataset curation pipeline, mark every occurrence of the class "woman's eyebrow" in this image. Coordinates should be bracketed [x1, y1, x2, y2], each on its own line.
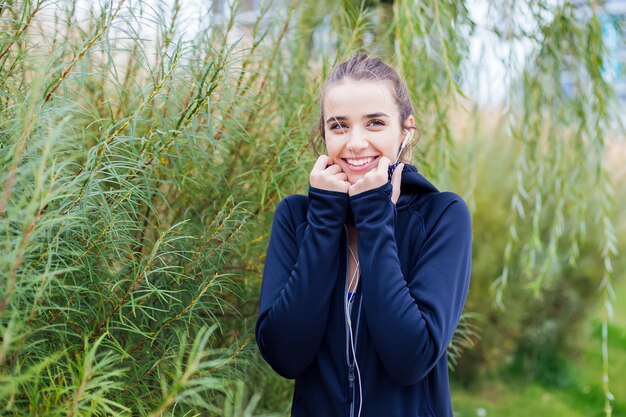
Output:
[363, 112, 390, 119]
[325, 113, 390, 124]
[326, 116, 347, 124]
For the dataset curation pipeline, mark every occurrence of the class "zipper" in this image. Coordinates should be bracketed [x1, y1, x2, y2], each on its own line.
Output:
[344, 229, 362, 417]
[352, 296, 362, 417]
[348, 364, 355, 403]
[344, 232, 354, 417]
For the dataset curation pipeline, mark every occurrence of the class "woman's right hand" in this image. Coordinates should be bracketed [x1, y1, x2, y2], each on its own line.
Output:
[309, 155, 350, 193]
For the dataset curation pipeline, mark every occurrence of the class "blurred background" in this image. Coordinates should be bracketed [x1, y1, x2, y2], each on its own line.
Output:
[0, 0, 624, 415]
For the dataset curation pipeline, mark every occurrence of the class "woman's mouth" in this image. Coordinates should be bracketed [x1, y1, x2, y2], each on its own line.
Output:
[342, 156, 379, 171]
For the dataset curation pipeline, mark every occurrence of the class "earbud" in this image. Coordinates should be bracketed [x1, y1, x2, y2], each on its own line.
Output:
[399, 130, 411, 153]
[394, 130, 411, 164]
[388, 131, 412, 180]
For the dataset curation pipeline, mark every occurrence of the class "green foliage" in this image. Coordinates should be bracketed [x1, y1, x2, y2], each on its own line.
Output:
[0, 1, 268, 414]
[452, 277, 626, 417]
[0, 0, 622, 415]
[451, 131, 625, 388]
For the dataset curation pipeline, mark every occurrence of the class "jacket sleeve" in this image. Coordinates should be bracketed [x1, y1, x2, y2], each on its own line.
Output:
[255, 186, 348, 379]
[350, 183, 472, 385]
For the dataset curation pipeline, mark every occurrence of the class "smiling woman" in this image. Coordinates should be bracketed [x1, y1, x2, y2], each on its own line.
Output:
[323, 78, 414, 185]
[255, 53, 473, 417]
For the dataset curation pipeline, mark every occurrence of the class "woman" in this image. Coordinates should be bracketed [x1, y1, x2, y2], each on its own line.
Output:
[255, 53, 472, 417]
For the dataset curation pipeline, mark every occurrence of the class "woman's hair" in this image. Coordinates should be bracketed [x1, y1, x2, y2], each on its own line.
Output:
[311, 53, 418, 158]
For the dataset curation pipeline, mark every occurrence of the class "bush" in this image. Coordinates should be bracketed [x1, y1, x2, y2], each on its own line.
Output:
[450, 127, 626, 386]
[1, 1, 622, 414]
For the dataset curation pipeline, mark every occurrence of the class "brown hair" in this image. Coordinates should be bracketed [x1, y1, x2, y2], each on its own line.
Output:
[311, 53, 418, 159]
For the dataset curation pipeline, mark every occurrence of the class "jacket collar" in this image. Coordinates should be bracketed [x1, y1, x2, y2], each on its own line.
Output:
[396, 163, 439, 208]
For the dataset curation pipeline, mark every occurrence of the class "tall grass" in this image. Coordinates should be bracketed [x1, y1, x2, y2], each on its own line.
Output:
[0, 0, 622, 415]
[0, 0, 273, 414]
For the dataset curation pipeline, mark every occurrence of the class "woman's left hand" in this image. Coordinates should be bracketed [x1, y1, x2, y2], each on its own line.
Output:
[390, 162, 404, 204]
[348, 158, 403, 204]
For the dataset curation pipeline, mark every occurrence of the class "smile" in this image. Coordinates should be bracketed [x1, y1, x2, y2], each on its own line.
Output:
[346, 157, 374, 166]
[344, 157, 376, 166]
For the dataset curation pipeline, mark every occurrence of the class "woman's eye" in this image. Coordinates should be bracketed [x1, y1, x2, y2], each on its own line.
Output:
[331, 123, 347, 130]
[369, 119, 385, 127]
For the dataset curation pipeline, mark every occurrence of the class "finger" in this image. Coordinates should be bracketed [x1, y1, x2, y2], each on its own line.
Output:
[334, 172, 348, 181]
[391, 163, 404, 204]
[391, 163, 404, 185]
[348, 179, 362, 197]
[312, 155, 330, 173]
[324, 163, 343, 174]
[391, 162, 404, 186]
[377, 156, 391, 174]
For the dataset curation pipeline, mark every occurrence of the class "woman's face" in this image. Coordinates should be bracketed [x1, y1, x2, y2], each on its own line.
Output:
[323, 79, 413, 184]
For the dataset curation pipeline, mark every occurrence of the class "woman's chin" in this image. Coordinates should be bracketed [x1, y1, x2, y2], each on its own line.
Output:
[347, 173, 363, 185]
[346, 165, 380, 184]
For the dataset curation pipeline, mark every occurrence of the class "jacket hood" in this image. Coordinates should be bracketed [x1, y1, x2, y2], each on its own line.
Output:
[396, 163, 439, 208]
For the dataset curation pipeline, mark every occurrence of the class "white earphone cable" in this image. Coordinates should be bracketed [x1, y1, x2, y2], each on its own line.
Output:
[345, 227, 363, 417]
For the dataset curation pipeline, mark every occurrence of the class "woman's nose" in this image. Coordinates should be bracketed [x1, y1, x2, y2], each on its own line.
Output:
[346, 129, 368, 152]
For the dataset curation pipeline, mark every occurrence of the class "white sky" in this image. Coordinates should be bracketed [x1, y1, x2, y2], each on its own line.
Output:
[464, 0, 543, 105]
[68, 0, 621, 107]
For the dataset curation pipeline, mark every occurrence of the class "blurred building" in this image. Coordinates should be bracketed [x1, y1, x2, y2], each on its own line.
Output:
[599, 0, 626, 103]
[571, 0, 626, 104]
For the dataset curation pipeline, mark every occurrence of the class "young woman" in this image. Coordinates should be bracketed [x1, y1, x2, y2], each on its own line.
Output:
[255, 53, 472, 417]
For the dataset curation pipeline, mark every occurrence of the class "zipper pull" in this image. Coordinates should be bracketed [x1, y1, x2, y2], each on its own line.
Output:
[348, 364, 355, 403]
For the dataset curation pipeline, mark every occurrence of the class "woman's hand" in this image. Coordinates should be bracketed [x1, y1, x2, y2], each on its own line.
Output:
[390, 162, 404, 204]
[349, 158, 403, 203]
[310, 155, 350, 193]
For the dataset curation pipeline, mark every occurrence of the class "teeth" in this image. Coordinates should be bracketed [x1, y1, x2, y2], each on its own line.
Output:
[346, 157, 374, 166]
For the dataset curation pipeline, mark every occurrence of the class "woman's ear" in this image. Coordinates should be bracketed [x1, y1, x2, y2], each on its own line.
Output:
[400, 115, 416, 162]
[404, 115, 415, 134]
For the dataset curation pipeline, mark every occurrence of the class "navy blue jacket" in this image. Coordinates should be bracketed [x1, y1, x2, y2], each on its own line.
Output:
[256, 164, 472, 417]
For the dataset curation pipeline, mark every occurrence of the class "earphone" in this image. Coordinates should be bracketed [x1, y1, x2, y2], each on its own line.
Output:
[394, 130, 411, 164]
[344, 227, 363, 417]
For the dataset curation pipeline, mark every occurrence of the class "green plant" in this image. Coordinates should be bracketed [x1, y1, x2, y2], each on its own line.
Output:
[1, 0, 622, 415]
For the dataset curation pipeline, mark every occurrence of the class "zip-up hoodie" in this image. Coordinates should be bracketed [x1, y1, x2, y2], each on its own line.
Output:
[256, 164, 472, 417]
